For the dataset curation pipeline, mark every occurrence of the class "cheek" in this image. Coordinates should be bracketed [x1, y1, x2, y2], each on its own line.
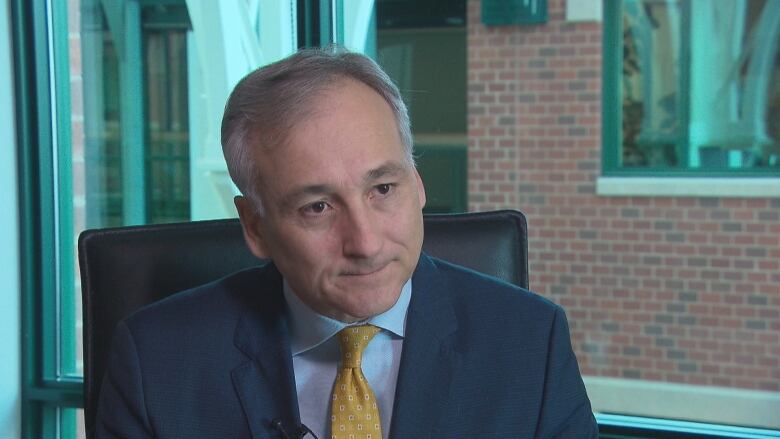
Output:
[386, 210, 423, 250]
[283, 232, 342, 272]
[263, 225, 317, 266]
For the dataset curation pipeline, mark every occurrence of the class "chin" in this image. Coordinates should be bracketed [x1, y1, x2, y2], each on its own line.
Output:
[339, 292, 400, 321]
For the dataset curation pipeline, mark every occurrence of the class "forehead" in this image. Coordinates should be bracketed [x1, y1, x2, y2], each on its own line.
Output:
[251, 77, 399, 154]
[252, 79, 409, 201]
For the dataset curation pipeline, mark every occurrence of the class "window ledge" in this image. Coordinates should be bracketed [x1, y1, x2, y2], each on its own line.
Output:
[596, 413, 780, 438]
[597, 177, 780, 198]
[585, 376, 780, 431]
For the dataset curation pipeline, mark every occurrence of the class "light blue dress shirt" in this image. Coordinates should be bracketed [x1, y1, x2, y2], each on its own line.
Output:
[283, 279, 412, 439]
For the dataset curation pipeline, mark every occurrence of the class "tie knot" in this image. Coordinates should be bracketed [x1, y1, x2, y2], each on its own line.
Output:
[337, 324, 380, 368]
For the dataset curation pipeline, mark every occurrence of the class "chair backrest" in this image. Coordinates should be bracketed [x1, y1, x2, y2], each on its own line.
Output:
[78, 209, 528, 436]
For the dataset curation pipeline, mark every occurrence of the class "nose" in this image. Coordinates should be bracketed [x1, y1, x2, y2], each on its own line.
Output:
[341, 203, 383, 259]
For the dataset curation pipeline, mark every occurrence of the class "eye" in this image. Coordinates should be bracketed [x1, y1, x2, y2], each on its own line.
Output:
[301, 201, 331, 216]
[374, 183, 394, 196]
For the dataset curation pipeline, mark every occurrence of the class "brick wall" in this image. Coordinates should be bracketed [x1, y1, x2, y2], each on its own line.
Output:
[467, 0, 780, 391]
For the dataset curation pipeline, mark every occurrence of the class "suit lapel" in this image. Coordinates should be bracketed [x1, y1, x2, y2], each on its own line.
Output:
[390, 254, 459, 439]
[231, 265, 300, 439]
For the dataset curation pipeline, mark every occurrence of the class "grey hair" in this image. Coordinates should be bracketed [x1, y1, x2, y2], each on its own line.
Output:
[221, 46, 413, 207]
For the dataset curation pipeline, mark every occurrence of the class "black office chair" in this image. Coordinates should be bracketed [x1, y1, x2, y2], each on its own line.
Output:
[77, 209, 528, 437]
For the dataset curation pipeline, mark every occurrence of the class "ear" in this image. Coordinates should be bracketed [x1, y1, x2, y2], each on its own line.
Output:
[414, 168, 427, 208]
[234, 196, 271, 260]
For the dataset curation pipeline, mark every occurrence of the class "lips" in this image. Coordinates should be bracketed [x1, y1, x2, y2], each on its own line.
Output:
[341, 261, 391, 277]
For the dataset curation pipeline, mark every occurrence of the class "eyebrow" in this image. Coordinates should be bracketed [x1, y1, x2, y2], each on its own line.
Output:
[364, 162, 407, 182]
[280, 161, 409, 209]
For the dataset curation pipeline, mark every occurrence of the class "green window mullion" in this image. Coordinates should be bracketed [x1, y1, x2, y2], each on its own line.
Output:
[677, 0, 692, 168]
[601, 0, 621, 173]
[50, 0, 77, 382]
[16, 0, 84, 436]
[14, 0, 48, 434]
[297, 0, 316, 48]
[297, 0, 335, 49]
[31, 0, 57, 385]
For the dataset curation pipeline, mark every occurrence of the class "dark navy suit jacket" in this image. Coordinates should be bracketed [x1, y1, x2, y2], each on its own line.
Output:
[96, 254, 598, 438]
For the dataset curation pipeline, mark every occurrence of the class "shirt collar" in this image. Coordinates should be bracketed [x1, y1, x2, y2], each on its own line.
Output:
[284, 279, 412, 355]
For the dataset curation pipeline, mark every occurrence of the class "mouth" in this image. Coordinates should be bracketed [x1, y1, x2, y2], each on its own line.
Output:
[341, 261, 391, 277]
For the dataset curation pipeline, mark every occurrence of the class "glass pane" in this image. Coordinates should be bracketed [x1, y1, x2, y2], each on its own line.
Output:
[376, 0, 468, 213]
[341, 0, 377, 56]
[60, 407, 86, 439]
[144, 26, 190, 223]
[57, 0, 296, 379]
[60, 0, 193, 379]
[80, 2, 123, 230]
[621, 0, 683, 167]
[688, 0, 780, 169]
[621, 0, 780, 171]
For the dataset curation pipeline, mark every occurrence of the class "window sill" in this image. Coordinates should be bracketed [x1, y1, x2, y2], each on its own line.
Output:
[597, 414, 780, 438]
[586, 376, 780, 431]
[596, 177, 780, 198]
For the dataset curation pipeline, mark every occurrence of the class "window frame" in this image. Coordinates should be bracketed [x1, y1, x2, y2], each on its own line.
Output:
[602, 0, 780, 177]
[16, 0, 327, 436]
[15, 0, 82, 436]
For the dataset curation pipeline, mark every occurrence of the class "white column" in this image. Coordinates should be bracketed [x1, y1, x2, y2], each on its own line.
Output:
[688, 0, 744, 166]
[342, 0, 376, 55]
[185, 0, 296, 220]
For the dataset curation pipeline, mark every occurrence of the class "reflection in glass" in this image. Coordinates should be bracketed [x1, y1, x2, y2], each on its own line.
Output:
[621, 0, 682, 167]
[61, 407, 86, 439]
[621, 0, 779, 170]
[376, 0, 468, 213]
[63, 0, 194, 378]
[144, 17, 190, 224]
[60, 0, 298, 379]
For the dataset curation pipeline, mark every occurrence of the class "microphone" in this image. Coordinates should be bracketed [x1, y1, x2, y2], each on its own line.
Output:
[271, 418, 292, 439]
[295, 423, 320, 439]
[270, 418, 320, 439]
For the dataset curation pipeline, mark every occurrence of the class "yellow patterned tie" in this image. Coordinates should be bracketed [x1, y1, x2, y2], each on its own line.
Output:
[331, 324, 383, 439]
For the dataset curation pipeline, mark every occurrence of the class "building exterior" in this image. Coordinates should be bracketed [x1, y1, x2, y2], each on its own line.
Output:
[468, 0, 779, 426]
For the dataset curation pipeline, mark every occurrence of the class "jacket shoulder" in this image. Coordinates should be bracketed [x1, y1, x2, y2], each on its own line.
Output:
[122, 264, 280, 335]
[426, 255, 560, 316]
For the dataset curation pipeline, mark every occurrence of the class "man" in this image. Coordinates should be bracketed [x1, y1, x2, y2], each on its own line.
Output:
[97, 48, 598, 438]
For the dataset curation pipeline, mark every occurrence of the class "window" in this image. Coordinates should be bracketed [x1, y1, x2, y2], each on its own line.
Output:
[14, 0, 780, 437]
[17, 0, 297, 435]
[604, 0, 780, 175]
[375, 0, 468, 212]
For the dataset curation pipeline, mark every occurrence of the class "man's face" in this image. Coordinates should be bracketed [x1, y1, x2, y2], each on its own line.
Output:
[235, 79, 426, 322]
